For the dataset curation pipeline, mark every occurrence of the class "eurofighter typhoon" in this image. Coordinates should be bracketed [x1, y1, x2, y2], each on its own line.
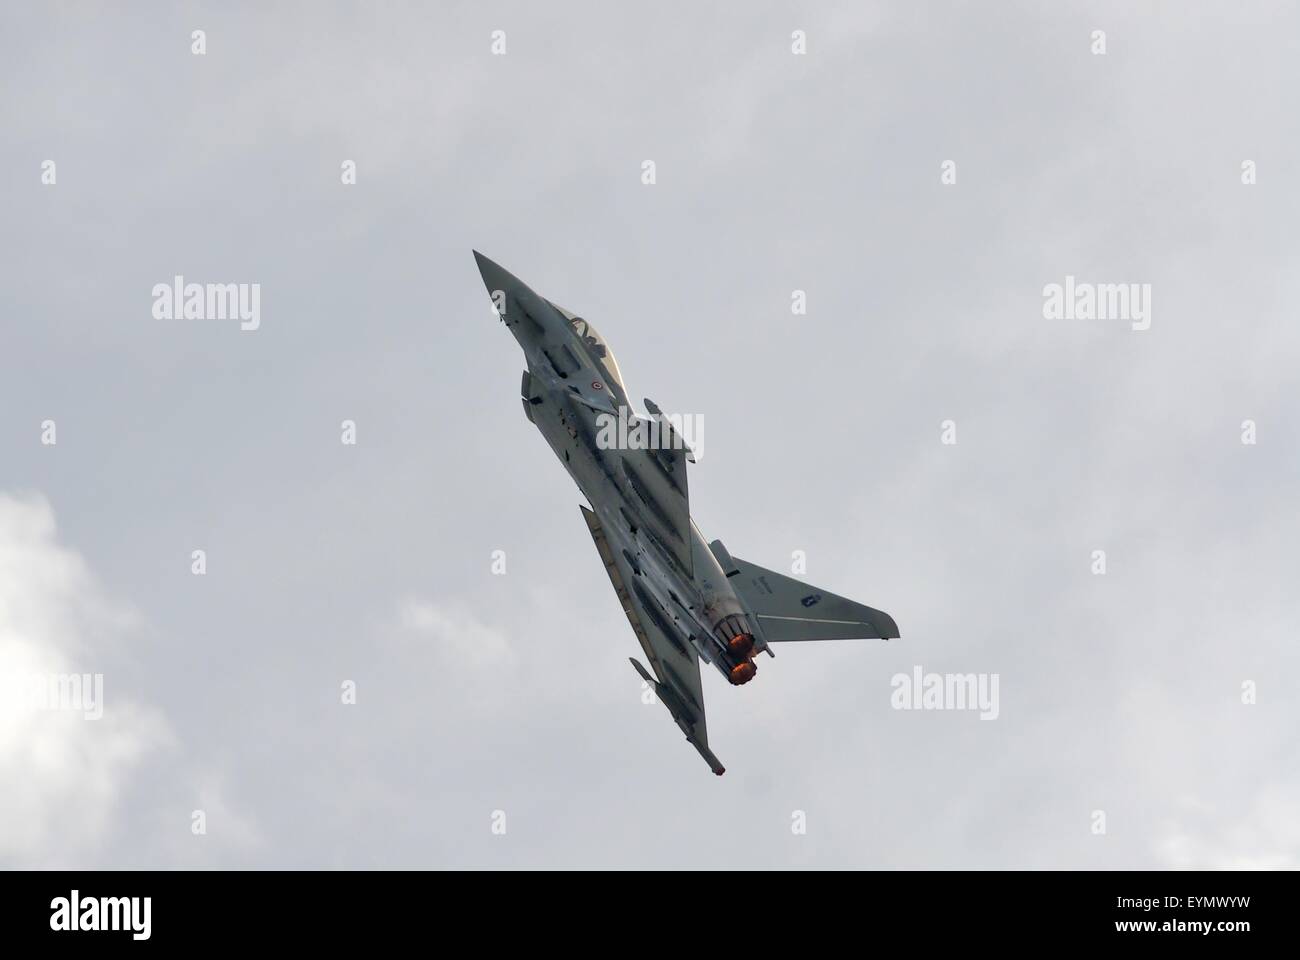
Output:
[474, 252, 900, 775]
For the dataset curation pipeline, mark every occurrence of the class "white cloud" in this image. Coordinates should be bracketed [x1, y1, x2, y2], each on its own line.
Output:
[396, 599, 516, 669]
[1156, 788, 1300, 869]
[0, 493, 171, 864]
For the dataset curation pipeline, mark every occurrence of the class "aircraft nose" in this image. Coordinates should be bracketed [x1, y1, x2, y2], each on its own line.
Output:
[472, 249, 519, 297]
[473, 251, 550, 346]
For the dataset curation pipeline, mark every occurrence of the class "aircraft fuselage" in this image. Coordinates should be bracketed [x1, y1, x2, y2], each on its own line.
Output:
[475, 252, 765, 685]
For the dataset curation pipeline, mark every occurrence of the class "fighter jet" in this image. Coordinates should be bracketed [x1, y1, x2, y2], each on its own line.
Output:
[473, 252, 900, 775]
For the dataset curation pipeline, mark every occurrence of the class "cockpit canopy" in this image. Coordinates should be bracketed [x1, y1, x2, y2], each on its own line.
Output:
[548, 300, 626, 392]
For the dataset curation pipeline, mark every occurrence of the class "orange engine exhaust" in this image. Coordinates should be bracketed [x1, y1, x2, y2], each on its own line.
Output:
[728, 660, 757, 686]
[727, 633, 755, 659]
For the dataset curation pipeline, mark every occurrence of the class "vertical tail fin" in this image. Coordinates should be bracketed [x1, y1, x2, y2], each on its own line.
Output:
[727, 556, 899, 642]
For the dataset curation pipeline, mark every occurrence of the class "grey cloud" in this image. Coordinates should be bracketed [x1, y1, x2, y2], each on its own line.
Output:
[1, 1, 1296, 867]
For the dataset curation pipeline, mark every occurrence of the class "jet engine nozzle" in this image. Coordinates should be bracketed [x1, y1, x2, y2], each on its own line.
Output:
[728, 660, 757, 686]
[727, 633, 755, 659]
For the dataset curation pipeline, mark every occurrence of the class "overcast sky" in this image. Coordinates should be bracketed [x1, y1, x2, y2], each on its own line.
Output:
[2, 1, 1298, 869]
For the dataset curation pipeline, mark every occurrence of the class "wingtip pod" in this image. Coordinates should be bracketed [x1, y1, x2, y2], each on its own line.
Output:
[630, 658, 726, 776]
[693, 739, 726, 776]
